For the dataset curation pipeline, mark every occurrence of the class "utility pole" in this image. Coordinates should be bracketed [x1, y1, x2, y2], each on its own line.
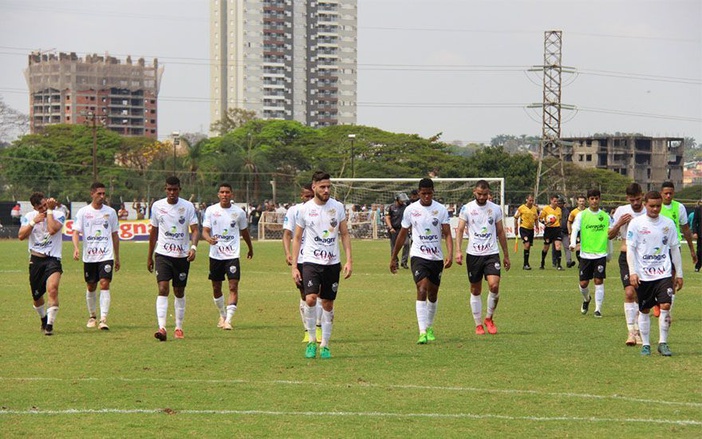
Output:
[348, 134, 356, 177]
[171, 131, 181, 176]
[84, 111, 103, 182]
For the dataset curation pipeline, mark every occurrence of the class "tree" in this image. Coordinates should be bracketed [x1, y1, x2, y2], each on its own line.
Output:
[209, 108, 258, 137]
[0, 144, 62, 197]
[0, 96, 29, 145]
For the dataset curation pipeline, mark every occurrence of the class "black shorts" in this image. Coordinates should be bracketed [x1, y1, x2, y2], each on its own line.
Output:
[208, 258, 241, 282]
[543, 227, 562, 244]
[302, 262, 341, 300]
[294, 263, 304, 294]
[579, 256, 607, 282]
[466, 253, 501, 284]
[637, 278, 674, 312]
[618, 252, 631, 288]
[411, 257, 444, 286]
[29, 255, 63, 301]
[519, 228, 534, 245]
[155, 254, 191, 287]
[83, 261, 115, 284]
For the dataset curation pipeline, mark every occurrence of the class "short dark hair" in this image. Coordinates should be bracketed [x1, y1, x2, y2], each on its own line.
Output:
[475, 179, 490, 190]
[644, 190, 662, 202]
[90, 182, 105, 192]
[625, 183, 642, 197]
[219, 182, 232, 190]
[586, 188, 601, 198]
[301, 183, 312, 192]
[418, 178, 434, 190]
[410, 189, 419, 196]
[30, 192, 45, 207]
[166, 176, 181, 187]
[661, 181, 675, 190]
[311, 171, 331, 183]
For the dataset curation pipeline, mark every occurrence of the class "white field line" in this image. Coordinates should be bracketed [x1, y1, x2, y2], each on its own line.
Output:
[0, 408, 699, 425]
[2, 377, 701, 409]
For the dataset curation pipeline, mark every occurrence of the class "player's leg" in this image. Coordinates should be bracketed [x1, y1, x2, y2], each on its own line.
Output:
[44, 270, 61, 335]
[223, 278, 239, 330]
[593, 258, 606, 317]
[484, 274, 501, 334]
[318, 264, 340, 357]
[154, 255, 173, 341]
[579, 275, 592, 315]
[425, 270, 441, 342]
[97, 276, 111, 330]
[85, 277, 98, 328]
[415, 277, 430, 343]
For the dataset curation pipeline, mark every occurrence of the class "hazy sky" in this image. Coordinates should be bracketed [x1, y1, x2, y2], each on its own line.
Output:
[1, 0, 700, 144]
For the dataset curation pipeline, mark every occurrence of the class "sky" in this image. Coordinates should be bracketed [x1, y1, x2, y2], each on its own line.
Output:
[1, 0, 700, 144]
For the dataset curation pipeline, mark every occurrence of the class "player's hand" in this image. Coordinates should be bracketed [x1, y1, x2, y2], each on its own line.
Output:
[187, 249, 196, 262]
[691, 253, 698, 266]
[343, 261, 352, 279]
[389, 259, 398, 274]
[503, 256, 511, 271]
[629, 273, 640, 288]
[285, 254, 293, 266]
[46, 198, 57, 210]
[206, 237, 218, 245]
[114, 257, 121, 272]
[147, 258, 154, 273]
[444, 257, 452, 269]
[674, 277, 683, 292]
[455, 252, 463, 265]
[620, 213, 632, 225]
[247, 249, 253, 259]
[73, 249, 80, 260]
[292, 267, 302, 285]
[34, 211, 46, 223]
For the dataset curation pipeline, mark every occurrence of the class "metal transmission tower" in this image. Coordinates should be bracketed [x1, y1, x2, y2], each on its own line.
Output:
[532, 31, 574, 202]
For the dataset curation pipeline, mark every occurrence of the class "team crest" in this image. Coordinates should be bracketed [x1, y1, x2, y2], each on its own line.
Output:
[179, 216, 185, 224]
[230, 221, 237, 228]
[229, 266, 237, 274]
[103, 221, 108, 229]
[432, 218, 439, 227]
[488, 217, 494, 225]
[494, 262, 501, 270]
[178, 207, 185, 214]
[328, 208, 336, 217]
[179, 273, 187, 281]
[666, 287, 674, 297]
[330, 218, 338, 228]
[597, 265, 604, 273]
[432, 210, 439, 216]
[662, 236, 668, 245]
[332, 282, 339, 293]
[104, 264, 112, 273]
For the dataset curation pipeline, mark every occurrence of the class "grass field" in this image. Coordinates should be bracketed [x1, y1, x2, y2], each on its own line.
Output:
[0, 239, 700, 438]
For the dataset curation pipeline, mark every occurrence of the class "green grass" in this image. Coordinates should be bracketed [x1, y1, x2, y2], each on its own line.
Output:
[0, 239, 700, 438]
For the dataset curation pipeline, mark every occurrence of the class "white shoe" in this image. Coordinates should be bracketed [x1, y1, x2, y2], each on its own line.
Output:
[223, 321, 233, 330]
[86, 317, 97, 328]
[217, 316, 225, 328]
[98, 319, 109, 330]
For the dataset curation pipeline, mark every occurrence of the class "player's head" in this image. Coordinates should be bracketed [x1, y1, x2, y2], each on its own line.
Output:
[473, 180, 491, 206]
[165, 176, 181, 203]
[417, 178, 434, 206]
[586, 189, 600, 210]
[550, 195, 559, 206]
[30, 192, 46, 211]
[300, 183, 313, 202]
[525, 194, 534, 206]
[644, 191, 662, 219]
[625, 183, 643, 211]
[410, 189, 419, 202]
[90, 182, 107, 206]
[395, 192, 409, 204]
[218, 183, 233, 206]
[311, 171, 331, 203]
[660, 181, 675, 205]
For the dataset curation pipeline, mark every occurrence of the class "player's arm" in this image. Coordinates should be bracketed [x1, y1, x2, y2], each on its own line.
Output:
[147, 225, 158, 272]
[626, 241, 640, 288]
[496, 220, 510, 271]
[671, 244, 684, 291]
[681, 223, 697, 264]
[441, 223, 453, 269]
[454, 218, 466, 265]
[291, 225, 303, 284]
[187, 223, 200, 262]
[111, 230, 120, 271]
[202, 226, 216, 245]
[384, 208, 394, 232]
[72, 225, 82, 261]
[390, 226, 409, 273]
[282, 228, 293, 265]
[44, 198, 62, 235]
[339, 219, 353, 279]
[241, 227, 254, 259]
[569, 213, 582, 250]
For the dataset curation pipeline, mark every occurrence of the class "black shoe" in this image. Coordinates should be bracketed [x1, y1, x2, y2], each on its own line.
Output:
[44, 324, 54, 336]
[557, 265, 564, 271]
[523, 265, 532, 270]
[41, 315, 48, 331]
[401, 263, 409, 269]
[567, 261, 576, 268]
[695, 267, 700, 272]
[539, 265, 545, 270]
[581, 298, 591, 315]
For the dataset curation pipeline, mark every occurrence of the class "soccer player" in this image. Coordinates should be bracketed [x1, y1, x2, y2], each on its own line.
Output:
[18, 192, 66, 336]
[202, 183, 253, 331]
[555, 197, 575, 268]
[283, 184, 321, 342]
[567, 195, 586, 264]
[608, 183, 646, 345]
[626, 191, 683, 356]
[455, 180, 511, 335]
[71, 182, 120, 330]
[385, 193, 411, 269]
[390, 178, 453, 344]
[291, 171, 353, 359]
[147, 176, 199, 341]
[570, 189, 610, 317]
[513, 194, 538, 270]
[538, 195, 564, 270]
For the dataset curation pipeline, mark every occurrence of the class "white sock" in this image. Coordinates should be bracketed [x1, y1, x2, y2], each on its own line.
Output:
[99, 290, 110, 320]
[174, 296, 186, 329]
[226, 304, 237, 324]
[299, 299, 306, 328]
[487, 292, 499, 318]
[470, 294, 482, 326]
[86, 290, 97, 317]
[669, 294, 676, 315]
[214, 296, 226, 318]
[47, 306, 58, 325]
[315, 299, 323, 326]
[624, 302, 638, 332]
[594, 284, 604, 312]
[304, 303, 317, 342]
[638, 312, 651, 346]
[426, 300, 437, 327]
[415, 300, 428, 333]
[580, 286, 590, 301]
[659, 309, 670, 344]
[156, 296, 168, 329]
[34, 304, 46, 318]
[321, 309, 333, 347]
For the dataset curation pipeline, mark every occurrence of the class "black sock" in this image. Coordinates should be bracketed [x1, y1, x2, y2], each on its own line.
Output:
[524, 249, 530, 266]
[541, 250, 547, 265]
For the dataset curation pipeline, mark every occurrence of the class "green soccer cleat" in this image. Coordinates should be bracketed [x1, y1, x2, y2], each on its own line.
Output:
[417, 333, 428, 344]
[305, 342, 317, 359]
[315, 326, 322, 343]
[426, 326, 436, 341]
[320, 346, 331, 359]
[657, 342, 672, 357]
[640, 345, 651, 356]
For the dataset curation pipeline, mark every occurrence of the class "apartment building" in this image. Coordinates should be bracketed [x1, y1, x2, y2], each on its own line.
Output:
[210, 0, 357, 128]
[25, 52, 163, 138]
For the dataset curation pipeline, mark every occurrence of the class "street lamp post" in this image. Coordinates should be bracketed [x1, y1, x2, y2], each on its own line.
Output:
[171, 131, 181, 176]
[84, 111, 101, 182]
[348, 134, 356, 177]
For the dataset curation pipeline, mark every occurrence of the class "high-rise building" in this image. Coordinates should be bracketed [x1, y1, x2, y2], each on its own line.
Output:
[25, 52, 163, 138]
[210, 0, 357, 129]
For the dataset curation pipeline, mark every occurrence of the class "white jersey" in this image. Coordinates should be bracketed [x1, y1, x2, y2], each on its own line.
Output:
[202, 203, 248, 260]
[296, 197, 346, 265]
[73, 204, 119, 262]
[610, 204, 647, 240]
[458, 200, 503, 256]
[284, 203, 306, 262]
[22, 210, 66, 258]
[402, 200, 449, 261]
[150, 198, 199, 258]
[626, 214, 679, 281]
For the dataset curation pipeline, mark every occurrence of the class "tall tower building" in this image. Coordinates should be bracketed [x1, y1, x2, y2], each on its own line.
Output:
[24, 52, 162, 138]
[210, 0, 357, 129]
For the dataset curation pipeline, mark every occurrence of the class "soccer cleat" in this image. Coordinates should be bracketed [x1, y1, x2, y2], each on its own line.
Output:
[223, 321, 232, 330]
[44, 324, 54, 336]
[567, 261, 576, 268]
[557, 265, 564, 271]
[594, 311, 602, 318]
[40, 315, 48, 331]
[401, 263, 409, 269]
[174, 328, 184, 339]
[539, 265, 545, 270]
[634, 331, 643, 345]
[302, 331, 310, 343]
[417, 333, 428, 344]
[154, 328, 167, 342]
[305, 342, 317, 358]
[657, 342, 672, 357]
[315, 326, 322, 343]
[86, 317, 97, 328]
[98, 319, 109, 331]
[523, 265, 532, 270]
[217, 316, 225, 328]
[640, 345, 651, 356]
[625, 332, 637, 346]
[484, 317, 497, 334]
[426, 326, 436, 341]
[320, 346, 332, 359]
[652, 305, 660, 318]
[581, 298, 591, 315]
[475, 324, 485, 335]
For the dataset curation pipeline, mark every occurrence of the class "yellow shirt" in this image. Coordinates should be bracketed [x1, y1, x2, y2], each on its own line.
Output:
[516, 204, 538, 229]
[568, 207, 585, 225]
[540, 205, 562, 228]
